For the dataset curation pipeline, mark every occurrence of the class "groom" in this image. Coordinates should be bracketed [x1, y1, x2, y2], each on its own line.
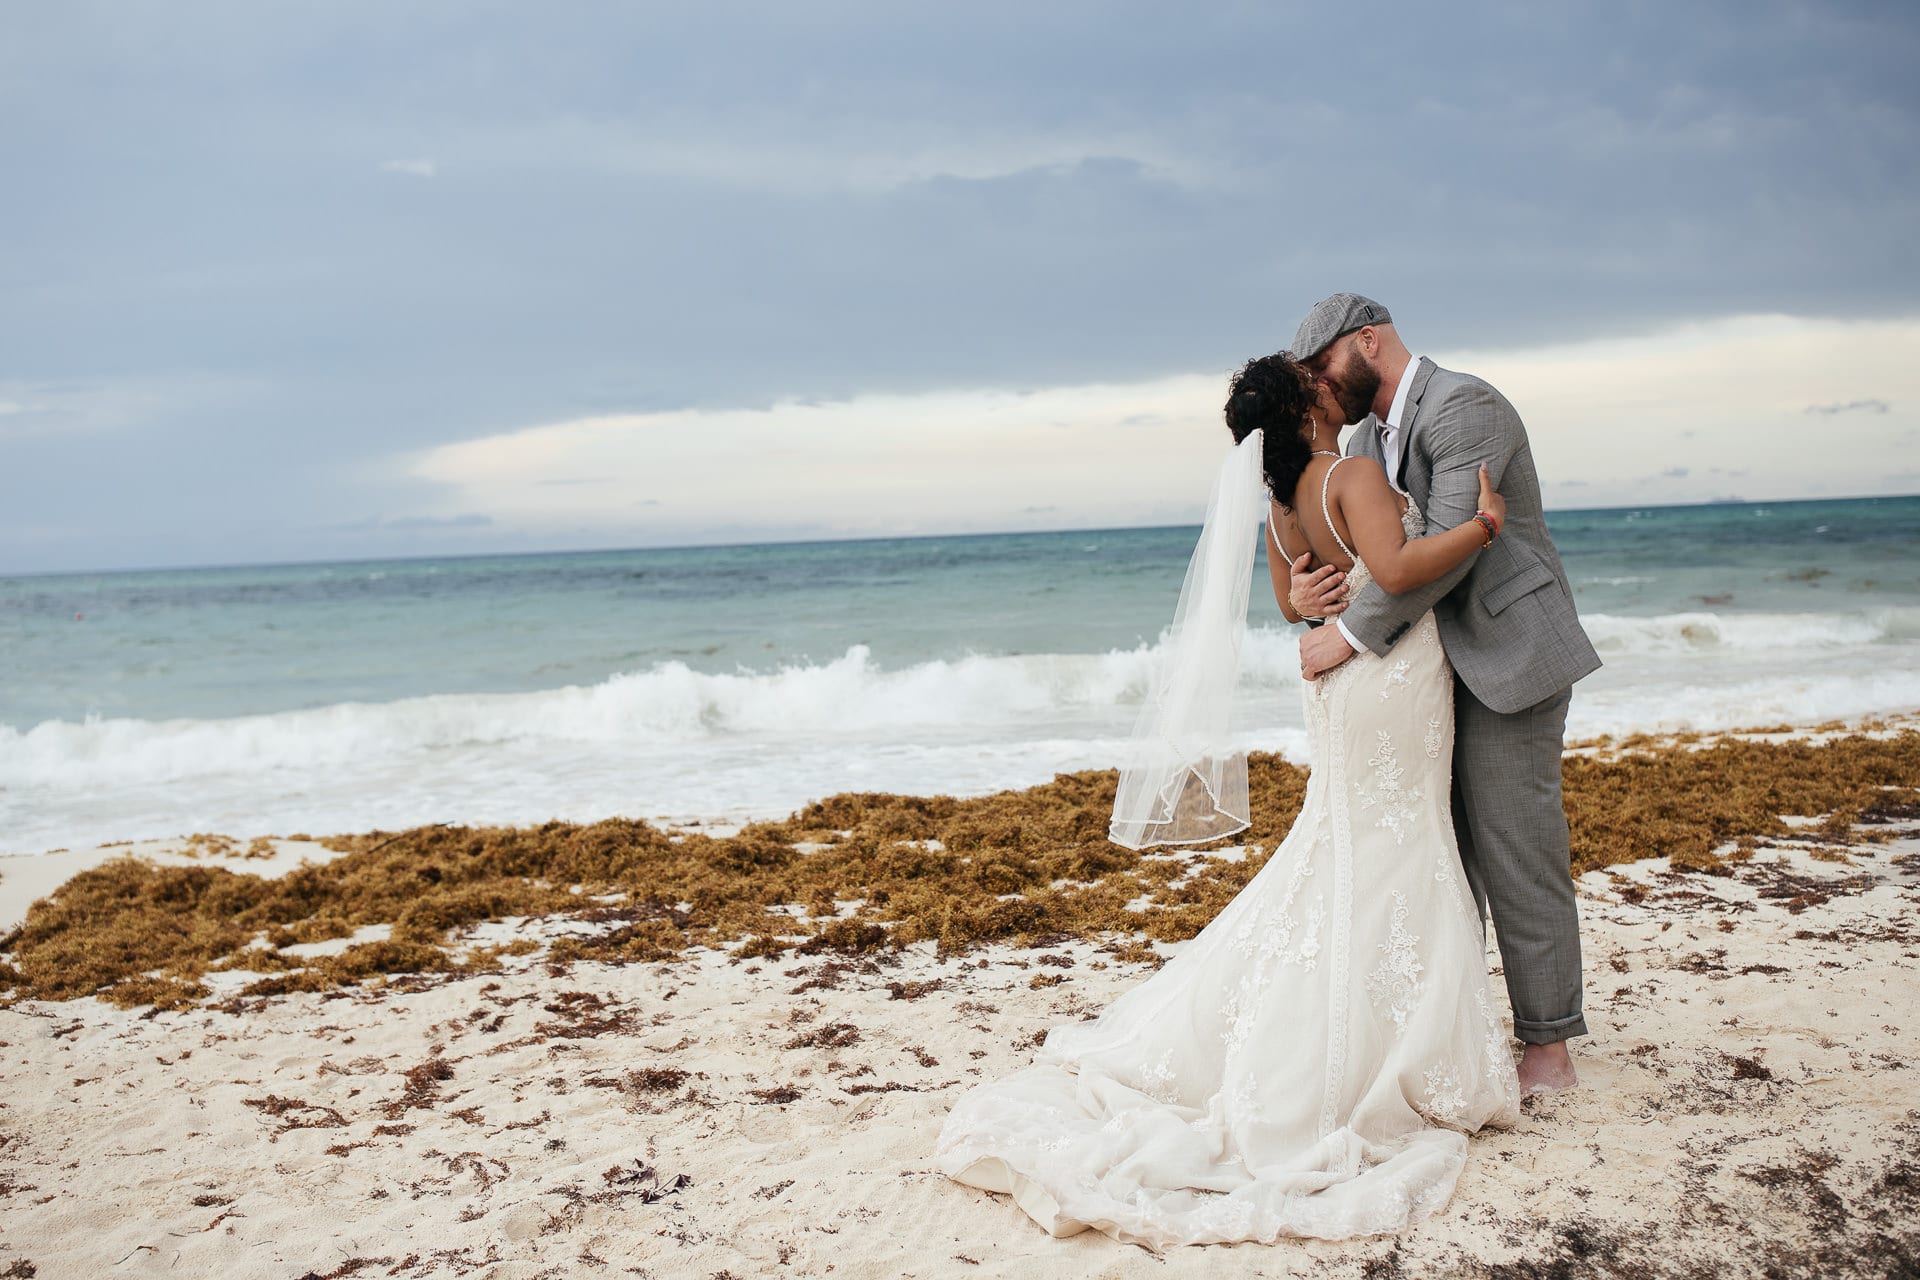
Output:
[1286, 294, 1602, 1095]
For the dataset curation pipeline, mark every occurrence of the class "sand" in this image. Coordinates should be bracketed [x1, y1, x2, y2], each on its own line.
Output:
[3, 814, 1918, 1279]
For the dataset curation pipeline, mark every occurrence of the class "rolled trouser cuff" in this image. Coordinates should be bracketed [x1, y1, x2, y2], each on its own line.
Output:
[1512, 1010, 1587, 1045]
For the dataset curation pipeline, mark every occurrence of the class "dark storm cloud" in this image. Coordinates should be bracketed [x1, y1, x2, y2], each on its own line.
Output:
[1, 1, 1915, 570]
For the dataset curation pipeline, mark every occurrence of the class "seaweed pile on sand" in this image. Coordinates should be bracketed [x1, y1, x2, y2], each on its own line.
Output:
[2, 727, 1916, 1011]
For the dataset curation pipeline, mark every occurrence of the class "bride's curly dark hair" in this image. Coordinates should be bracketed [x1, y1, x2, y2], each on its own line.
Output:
[1223, 352, 1319, 508]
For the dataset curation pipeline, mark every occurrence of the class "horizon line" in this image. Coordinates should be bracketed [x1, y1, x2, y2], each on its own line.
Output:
[5, 490, 1917, 581]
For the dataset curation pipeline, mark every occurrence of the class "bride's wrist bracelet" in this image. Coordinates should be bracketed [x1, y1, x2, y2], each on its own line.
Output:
[1471, 512, 1498, 547]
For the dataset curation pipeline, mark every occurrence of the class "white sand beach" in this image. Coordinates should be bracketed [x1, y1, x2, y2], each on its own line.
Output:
[3, 809, 1917, 1279]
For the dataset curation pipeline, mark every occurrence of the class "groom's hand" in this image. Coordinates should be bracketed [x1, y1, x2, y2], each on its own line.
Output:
[1299, 625, 1357, 681]
[1289, 554, 1348, 619]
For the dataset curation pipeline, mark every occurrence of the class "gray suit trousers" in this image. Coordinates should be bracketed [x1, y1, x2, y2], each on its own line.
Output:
[1451, 677, 1587, 1044]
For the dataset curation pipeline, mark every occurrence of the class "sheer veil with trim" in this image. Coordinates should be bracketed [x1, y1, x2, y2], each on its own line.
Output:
[1107, 429, 1267, 849]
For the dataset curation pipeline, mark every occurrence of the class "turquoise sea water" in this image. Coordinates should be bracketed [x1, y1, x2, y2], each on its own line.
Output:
[4, 496, 1918, 854]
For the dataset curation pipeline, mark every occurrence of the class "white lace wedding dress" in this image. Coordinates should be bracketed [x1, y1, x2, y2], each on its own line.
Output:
[933, 495, 1521, 1250]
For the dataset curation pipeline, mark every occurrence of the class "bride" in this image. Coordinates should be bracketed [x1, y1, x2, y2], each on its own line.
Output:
[932, 352, 1521, 1250]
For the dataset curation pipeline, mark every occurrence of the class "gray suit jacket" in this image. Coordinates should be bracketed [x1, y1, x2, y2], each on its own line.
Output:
[1339, 358, 1601, 714]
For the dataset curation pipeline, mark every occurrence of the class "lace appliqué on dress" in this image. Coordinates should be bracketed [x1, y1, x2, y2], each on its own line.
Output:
[1228, 1074, 1259, 1109]
[1356, 729, 1422, 845]
[1474, 987, 1516, 1092]
[1378, 659, 1413, 702]
[1366, 890, 1425, 1033]
[1422, 1064, 1467, 1123]
[1137, 1048, 1179, 1104]
[1220, 971, 1269, 1057]
[1227, 853, 1325, 972]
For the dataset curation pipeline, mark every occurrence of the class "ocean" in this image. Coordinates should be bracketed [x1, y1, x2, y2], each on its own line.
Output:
[4, 496, 1919, 856]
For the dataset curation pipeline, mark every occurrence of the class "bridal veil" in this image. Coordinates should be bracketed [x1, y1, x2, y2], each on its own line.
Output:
[1108, 429, 1267, 849]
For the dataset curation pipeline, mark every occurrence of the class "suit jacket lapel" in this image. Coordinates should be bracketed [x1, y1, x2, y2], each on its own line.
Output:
[1394, 358, 1438, 489]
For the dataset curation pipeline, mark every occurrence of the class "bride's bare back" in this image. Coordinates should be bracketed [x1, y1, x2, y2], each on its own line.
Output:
[1269, 451, 1503, 622]
[1274, 455, 1406, 574]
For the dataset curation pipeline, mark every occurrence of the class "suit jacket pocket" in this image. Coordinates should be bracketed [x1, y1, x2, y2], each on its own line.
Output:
[1479, 541, 1558, 616]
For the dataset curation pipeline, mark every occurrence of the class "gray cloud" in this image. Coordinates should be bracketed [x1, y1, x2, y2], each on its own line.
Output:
[375, 514, 493, 531]
[378, 158, 438, 179]
[314, 513, 494, 534]
[1804, 398, 1892, 415]
[2, 0, 1917, 571]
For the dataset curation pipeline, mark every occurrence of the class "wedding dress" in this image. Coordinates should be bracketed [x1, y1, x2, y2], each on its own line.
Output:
[933, 488, 1521, 1250]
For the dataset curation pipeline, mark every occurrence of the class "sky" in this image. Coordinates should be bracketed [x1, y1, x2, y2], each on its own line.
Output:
[2, 1, 1916, 574]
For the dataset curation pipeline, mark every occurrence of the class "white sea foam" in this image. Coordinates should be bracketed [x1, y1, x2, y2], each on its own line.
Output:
[0, 631, 1287, 795]
[1568, 667, 1920, 741]
[1580, 607, 1920, 654]
[3, 611, 1916, 856]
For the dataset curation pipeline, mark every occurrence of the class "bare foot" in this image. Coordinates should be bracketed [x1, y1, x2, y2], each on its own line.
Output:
[1518, 1041, 1578, 1096]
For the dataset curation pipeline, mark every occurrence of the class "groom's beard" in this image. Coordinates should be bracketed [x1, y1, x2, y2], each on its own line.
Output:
[1333, 361, 1381, 426]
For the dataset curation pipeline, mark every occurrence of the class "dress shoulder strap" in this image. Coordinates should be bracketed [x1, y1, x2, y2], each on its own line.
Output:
[1269, 507, 1301, 567]
[1320, 457, 1358, 564]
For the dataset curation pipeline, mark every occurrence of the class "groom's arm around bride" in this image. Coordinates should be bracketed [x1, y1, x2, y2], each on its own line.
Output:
[1292, 357, 1593, 704]
[1301, 370, 1510, 676]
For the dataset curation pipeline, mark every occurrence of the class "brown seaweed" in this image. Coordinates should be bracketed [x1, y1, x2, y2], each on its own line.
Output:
[0, 730, 1914, 1010]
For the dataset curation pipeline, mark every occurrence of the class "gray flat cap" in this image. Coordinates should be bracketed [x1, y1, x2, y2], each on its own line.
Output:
[1289, 293, 1392, 361]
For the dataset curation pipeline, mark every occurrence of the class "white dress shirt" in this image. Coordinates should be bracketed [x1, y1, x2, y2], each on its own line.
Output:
[1335, 357, 1421, 653]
